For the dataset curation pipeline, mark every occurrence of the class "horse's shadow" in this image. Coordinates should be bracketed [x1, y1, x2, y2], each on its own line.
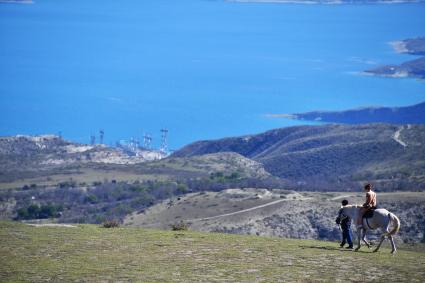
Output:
[299, 245, 370, 253]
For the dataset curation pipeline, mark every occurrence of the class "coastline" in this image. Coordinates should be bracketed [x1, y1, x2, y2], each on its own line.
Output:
[0, 0, 33, 4]
[366, 37, 425, 80]
[227, 0, 425, 4]
[389, 40, 409, 54]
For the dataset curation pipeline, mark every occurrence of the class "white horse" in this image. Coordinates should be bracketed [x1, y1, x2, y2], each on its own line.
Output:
[337, 205, 400, 254]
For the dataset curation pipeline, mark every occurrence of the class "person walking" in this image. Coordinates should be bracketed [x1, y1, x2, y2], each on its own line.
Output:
[337, 199, 353, 249]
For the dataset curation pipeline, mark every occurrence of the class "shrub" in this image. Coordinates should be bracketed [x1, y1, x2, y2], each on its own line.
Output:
[102, 220, 120, 228]
[171, 221, 189, 231]
[59, 181, 76, 189]
[177, 183, 189, 194]
[85, 194, 98, 204]
[16, 204, 63, 220]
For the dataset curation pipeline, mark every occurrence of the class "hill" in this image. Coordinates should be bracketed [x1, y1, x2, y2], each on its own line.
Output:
[1, 221, 424, 282]
[125, 190, 425, 244]
[0, 135, 165, 184]
[0, 148, 274, 224]
[0, 135, 276, 224]
[0, 134, 164, 167]
[172, 124, 425, 190]
[274, 101, 425, 124]
[0, 135, 270, 189]
[173, 124, 425, 190]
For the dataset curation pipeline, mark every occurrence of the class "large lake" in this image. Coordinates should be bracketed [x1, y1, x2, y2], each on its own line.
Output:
[1, 0, 425, 149]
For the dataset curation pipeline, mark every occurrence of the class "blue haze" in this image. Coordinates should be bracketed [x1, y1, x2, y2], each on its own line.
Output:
[1, 0, 425, 149]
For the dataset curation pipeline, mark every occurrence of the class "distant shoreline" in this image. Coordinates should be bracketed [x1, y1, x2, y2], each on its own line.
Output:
[266, 101, 425, 124]
[227, 0, 425, 4]
[389, 40, 409, 54]
[366, 37, 425, 80]
[0, 0, 33, 4]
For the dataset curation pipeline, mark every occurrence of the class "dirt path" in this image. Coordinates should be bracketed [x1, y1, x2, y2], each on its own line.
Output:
[27, 223, 77, 228]
[189, 196, 313, 222]
[330, 195, 355, 201]
[393, 125, 408, 147]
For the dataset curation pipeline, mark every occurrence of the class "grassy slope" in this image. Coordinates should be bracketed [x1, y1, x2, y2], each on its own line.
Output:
[1, 222, 424, 282]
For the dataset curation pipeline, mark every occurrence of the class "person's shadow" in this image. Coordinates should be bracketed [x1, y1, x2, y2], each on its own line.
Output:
[299, 245, 370, 253]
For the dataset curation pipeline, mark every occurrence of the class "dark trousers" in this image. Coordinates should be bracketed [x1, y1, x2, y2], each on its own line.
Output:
[341, 228, 353, 247]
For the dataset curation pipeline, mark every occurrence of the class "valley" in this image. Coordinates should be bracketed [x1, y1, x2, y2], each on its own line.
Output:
[1, 123, 424, 245]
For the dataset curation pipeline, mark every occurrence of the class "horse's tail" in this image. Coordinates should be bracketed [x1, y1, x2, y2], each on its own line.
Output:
[387, 213, 400, 236]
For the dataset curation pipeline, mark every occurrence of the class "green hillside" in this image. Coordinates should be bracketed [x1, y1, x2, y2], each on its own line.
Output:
[0, 221, 424, 282]
[173, 124, 425, 190]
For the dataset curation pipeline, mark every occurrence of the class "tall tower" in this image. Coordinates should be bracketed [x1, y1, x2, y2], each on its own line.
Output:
[160, 129, 168, 154]
[143, 133, 152, 149]
[130, 137, 137, 152]
[99, 129, 104, 145]
[90, 135, 96, 145]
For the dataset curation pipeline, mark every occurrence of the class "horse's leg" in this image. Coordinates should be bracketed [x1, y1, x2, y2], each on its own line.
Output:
[389, 235, 397, 254]
[361, 229, 371, 249]
[373, 234, 385, 253]
[355, 228, 362, 251]
[374, 215, 394, 253]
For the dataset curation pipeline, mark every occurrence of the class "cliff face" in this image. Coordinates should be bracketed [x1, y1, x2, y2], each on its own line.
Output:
[173, 124, 425, 190]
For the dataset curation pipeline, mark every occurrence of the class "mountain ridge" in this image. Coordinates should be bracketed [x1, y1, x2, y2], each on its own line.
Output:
[173, 123, 425, 190]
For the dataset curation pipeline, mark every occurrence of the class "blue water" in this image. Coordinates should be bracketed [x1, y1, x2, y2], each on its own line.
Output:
[1, 0, 425, 149]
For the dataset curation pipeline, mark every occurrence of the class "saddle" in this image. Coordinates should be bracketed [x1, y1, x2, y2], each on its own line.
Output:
[363, 206, 377, 219]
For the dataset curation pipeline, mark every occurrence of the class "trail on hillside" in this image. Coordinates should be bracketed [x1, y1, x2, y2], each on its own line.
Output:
[27, 223, 77, 228]
[189, 196, 313, 222]
[393, 125, 408, 147]
[330, 195, 355, 201]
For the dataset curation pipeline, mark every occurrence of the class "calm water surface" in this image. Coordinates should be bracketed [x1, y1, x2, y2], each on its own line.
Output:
[1, 0, 425, 149]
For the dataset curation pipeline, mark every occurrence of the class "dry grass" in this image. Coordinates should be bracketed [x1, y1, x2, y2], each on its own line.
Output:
[1, 221, 424, 282]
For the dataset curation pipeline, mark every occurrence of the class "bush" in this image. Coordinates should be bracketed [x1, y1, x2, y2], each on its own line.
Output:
[102, 220, 120, 228]
[85, 194, 98, 204]
[16, 203, 63, 220]
[171, 221, 189, 231]
[59, 181, 76, 189]
[177, 183, 189, 194]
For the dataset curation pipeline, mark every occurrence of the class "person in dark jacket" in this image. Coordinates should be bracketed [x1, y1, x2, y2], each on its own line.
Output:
[336, 199, 353, 249]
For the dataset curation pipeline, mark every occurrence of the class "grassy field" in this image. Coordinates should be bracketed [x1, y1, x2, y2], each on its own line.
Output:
[0, 168, 160, 190]
[1, 221, 424, 282]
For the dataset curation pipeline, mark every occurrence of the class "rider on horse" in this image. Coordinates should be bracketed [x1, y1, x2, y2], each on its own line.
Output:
[357, 183, 377, 227]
